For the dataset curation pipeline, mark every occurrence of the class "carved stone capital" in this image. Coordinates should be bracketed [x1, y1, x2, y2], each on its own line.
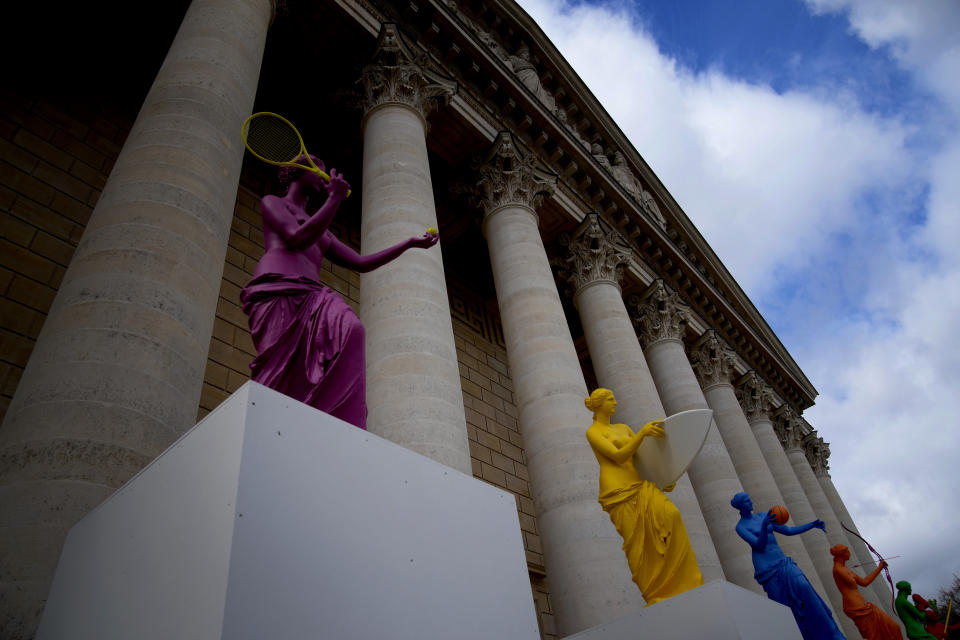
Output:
[627, 280, 691, 349]
[773, 406, 809, 453]
[804, 433, 831, 477]
[477, 132, 557, 214]
[689, 330, 738, 390]
[360, 24, 456, 120]
[564, 213, 632, 295]
[735, 371, 777, 423]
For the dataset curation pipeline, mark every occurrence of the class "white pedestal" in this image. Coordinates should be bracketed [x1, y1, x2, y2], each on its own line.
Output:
[565, 579, 803, 640]
[37, 382, 540, 640]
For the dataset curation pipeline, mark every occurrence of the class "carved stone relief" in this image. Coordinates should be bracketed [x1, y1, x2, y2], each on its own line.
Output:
[735, 371, 778, 423]
[477, 132, 557, 213]
[359, 24, 457, 119]
[628, 279, 691, 349]
[563, 213, 632, 294]
[689, 330, 738, 390]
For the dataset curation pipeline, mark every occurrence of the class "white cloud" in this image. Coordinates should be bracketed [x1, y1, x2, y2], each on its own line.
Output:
[518, 0, 960, 598]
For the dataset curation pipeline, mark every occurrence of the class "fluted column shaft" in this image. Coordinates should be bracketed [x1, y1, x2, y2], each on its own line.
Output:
[478, 134, 612, 636]
[0, 1, 273, 636]
[567, 217, 722, 588]
[358, 25, 470, 474]
[631, 283, 758, 594]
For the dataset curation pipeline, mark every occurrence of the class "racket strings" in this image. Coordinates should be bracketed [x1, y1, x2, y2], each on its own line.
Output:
[244, 115, 303, 164]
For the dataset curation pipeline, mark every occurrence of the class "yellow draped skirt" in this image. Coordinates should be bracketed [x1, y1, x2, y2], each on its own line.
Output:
[599, 480, 704, 605]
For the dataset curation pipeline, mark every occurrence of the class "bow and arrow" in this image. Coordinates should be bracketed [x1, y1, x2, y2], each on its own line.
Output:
[841, 521, 897, 612]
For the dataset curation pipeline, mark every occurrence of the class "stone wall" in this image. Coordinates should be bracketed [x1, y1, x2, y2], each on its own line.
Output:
[0, 96, 129, 423]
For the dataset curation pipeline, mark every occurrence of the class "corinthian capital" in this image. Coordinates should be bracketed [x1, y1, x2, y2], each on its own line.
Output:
[564, 214, 632, 295]
[735, 371, 777, 423]
[627, 280, 691, 349]
[689, 330, 738, 390]
[773, 405, 809, 452]
[360, 24, 457, 120]
[804, 433, 831, 477]
[477, 132, 557, 214]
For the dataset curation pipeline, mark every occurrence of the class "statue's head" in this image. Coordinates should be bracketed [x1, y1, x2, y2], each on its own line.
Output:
[584, 388, 615, 417]
[829, 544, 850, 562]
[278, 154, 326, 193]
[896, 580, 912, 593]
[730, 492, 753, 511]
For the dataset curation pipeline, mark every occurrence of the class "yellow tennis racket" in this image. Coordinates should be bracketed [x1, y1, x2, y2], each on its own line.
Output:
[241, 112, 351, 197]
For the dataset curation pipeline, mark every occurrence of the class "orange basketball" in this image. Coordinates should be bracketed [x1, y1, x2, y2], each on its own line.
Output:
[770, 505, 789, 525]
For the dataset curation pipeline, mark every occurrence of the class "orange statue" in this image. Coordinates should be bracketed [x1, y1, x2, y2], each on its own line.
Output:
[584, 388, 703, 606]
[831, 544, 903, 639]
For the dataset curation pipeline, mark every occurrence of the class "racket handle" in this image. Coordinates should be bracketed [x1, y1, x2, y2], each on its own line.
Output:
[311, 166, 352, 198]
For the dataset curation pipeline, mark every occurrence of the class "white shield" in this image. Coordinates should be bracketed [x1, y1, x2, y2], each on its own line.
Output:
[632, 409, 713, 489]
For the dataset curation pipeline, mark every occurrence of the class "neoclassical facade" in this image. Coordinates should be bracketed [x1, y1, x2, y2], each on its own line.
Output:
[0, 0, 891, 637]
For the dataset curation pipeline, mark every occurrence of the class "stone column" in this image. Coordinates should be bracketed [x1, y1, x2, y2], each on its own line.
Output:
[0, 1, 274, 636]
[358, 24, 470, 474]
[808, 435, 895, 612]
[564, 215, 723, 587]
[628, 281, 759, 594]
[477, 134, 613, 636]
[690, 332, 836, 615]
[735, 373, 858, 629]
[775, 409, 868, 638]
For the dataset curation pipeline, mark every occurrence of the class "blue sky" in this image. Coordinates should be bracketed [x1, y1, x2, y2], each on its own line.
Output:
[517, 0, 960, 602]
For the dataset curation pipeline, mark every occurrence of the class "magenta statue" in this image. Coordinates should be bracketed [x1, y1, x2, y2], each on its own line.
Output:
[240, 155, 439, 428]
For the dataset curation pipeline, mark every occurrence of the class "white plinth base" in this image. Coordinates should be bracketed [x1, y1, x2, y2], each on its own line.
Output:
[565, 579, 803, 640]
[37, 382, 540, 640]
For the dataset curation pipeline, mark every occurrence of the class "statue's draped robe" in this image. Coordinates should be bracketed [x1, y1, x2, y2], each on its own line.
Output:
[755, 556, 846, 640]
[241, 274, 366, 428]
[598, 479, 703, 605]
[842, 600, 902, 640]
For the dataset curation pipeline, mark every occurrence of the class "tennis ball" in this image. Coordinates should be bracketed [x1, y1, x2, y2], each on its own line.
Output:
[427, 227, 438, 235]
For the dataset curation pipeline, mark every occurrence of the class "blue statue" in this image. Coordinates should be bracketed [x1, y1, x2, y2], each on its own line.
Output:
[731, 492, 846, 640]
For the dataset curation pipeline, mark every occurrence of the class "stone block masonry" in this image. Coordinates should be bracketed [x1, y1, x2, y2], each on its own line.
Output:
[0, 96, 131, 424]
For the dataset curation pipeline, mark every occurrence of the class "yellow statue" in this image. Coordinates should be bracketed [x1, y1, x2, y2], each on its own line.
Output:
[585, 388, 704, 605]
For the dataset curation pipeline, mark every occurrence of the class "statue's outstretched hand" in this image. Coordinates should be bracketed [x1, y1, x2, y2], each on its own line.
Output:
[324, 168, 350, 200]
[409, 229, 440, 249]
[639, 420, 665, 439]
[811, 519, 826, 531]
